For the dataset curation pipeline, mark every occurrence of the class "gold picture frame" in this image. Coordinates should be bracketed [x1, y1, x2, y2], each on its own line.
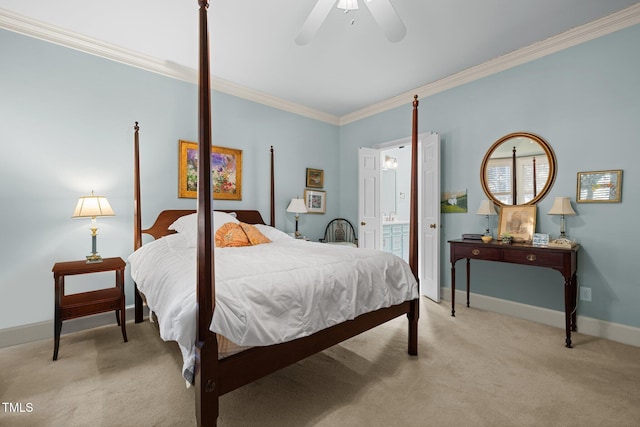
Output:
[498, 205, 537, 242]
[304, 189, 326, 214]
[178, 140, 242, 200]
[306, 168, 324, 189]
[576, 170, 622, 203]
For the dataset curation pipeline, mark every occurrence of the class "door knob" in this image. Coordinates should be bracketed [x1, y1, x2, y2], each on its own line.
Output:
[429, 223, 436, 229]
[361, 221, 366, 226]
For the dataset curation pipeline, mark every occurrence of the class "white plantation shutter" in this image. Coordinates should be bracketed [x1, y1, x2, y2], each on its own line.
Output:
[487, 156, 549, 204]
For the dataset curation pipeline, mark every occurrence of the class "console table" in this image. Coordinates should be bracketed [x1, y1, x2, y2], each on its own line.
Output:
[449, 239, 580, 348]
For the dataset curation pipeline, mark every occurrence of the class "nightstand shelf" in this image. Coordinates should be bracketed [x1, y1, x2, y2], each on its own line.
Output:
[52, 257, 127, 360]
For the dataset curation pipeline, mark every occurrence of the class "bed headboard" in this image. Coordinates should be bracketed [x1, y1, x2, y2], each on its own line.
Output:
[142, 209, 267, 240]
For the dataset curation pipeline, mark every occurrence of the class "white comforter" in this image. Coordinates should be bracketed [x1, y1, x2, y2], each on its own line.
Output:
[128, 227, 418, 378]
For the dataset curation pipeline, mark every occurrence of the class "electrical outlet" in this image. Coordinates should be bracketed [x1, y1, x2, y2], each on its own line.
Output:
[580, 287, 592, 302]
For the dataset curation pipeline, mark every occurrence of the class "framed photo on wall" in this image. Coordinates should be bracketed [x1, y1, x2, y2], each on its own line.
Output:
[306, 168, 324, 188]
[304, 189, 326, 214]
[498, 205, 537, 242]
[179, 140, 242, 200]
[576, 170, 622, 203]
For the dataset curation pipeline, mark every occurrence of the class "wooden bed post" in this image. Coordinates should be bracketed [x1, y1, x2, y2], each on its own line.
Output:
[408, 95, 420, 356]
[133, 122, 145, 324]
[270, 146, 275, 227]
[195, 1, 219, 426]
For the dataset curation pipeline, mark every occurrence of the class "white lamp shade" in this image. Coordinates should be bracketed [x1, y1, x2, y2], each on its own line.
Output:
[286, 198, 307, 214]
[476, 200, 497, 216]
[547, 197, 576, 216]
[72, 193, 115, 218]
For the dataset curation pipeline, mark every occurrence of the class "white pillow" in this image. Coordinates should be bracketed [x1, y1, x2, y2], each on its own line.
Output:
[168, 211, 239, 246]
[253, 224, 294, 242]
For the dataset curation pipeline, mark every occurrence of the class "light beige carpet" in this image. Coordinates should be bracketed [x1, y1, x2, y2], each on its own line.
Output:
[1, 299, 639, 427]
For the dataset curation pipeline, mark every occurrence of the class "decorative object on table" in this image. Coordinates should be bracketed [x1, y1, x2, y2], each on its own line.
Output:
[532, 233, 550, 247]
[481, 235, 493, 243]
[497, 204, 537, 243]
[576, 170, 622, 203]
[476, 199, 498, 236]
[441, 189, 468, 213]
[178, 140, 242, 200]
[305, 168, 324, 188]
[547, 197, 577, 248]
[461, 233, 483, 240]
[72, 191, 115, 263]
[304, 189, 326, 214]
[500, 234, 513, 244]
[286, 197, 307, 238]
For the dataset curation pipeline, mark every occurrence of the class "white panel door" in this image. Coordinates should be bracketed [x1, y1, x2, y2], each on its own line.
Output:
[420, 133, 441, 301]
[358, 147, 381, 250]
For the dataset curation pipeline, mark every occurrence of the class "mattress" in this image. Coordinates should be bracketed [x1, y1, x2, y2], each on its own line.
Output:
[128, 225, 418, 382]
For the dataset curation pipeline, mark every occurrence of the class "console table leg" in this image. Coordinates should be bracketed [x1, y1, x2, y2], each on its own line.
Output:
[564, 277, 573, 348]
[571, 274, 578, 332]
[450, 263, 456, 317]
[466, 258, 471, 308]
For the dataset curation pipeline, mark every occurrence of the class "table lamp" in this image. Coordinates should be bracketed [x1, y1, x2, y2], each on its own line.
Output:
[286, 197, 307, 238]
[72, 191, 115, 263]
[476, 199, 497, 236]
[547, 196, 577, 244]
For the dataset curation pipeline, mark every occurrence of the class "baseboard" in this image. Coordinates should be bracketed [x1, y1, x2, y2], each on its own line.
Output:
[441, 288, 640, 348]
[3, 296, 639, 349]
[0, 305, 148, 349]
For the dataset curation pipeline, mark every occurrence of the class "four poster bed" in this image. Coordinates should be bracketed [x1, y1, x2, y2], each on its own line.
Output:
[129, 2, 422, 426]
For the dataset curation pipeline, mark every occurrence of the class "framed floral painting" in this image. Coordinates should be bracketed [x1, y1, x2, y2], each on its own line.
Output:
[179, 140, 242, 200]
[304, 189, 326, 214]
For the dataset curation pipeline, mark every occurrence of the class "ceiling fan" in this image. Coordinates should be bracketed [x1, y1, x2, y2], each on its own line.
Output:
[295, 0, 406, 45]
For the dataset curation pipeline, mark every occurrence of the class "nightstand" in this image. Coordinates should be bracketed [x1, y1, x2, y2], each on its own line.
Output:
[52, 257, 127, 360]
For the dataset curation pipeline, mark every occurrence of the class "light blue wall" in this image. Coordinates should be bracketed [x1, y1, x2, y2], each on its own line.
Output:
[2, 23, 639, 333]
[0, 29, 339, 329]
[340, 24, 640, 329]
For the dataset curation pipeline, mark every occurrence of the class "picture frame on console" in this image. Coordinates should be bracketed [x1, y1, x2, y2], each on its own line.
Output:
[498, 205, 537, 242]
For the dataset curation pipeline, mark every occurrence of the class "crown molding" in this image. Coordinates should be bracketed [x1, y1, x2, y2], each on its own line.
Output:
[339, 3, 640, 125]
[0, 8, 340, 126]
[2, 5, 639, 128]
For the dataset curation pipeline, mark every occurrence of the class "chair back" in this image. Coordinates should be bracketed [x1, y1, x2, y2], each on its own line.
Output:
[320, 218, 358, 247]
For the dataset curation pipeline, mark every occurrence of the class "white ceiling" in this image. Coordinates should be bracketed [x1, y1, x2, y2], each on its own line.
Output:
[1, 0, 639, 120]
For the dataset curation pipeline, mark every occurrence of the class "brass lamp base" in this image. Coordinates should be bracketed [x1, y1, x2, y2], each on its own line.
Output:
[85, 231, 103, 263]
[86, 253, 103, 263]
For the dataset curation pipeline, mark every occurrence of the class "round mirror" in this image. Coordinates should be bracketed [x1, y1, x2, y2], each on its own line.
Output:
[480, 132, 556, 206]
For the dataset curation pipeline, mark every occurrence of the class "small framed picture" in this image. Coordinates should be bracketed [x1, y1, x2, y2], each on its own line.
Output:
[577, 170, 622, 203]
[498, 205, 537, 242]
[532, 233, 549, 247]
[304, 189, 326, 214]
[306, 168, 324, 189]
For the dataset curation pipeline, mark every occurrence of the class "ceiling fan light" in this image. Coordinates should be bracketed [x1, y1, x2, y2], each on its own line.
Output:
[337, 0, 359, 11]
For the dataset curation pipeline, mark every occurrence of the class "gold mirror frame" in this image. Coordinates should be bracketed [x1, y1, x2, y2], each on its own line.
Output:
[480, 132, 557, 206]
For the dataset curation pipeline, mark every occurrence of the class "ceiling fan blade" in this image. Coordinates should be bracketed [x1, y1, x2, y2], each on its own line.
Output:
[364, 0, 406, 43]
[295, 0, 337, 45]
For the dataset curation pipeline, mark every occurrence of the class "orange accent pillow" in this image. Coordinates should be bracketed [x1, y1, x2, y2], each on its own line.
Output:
[239, 222, 272, 245]
[215, 223, 251, 248]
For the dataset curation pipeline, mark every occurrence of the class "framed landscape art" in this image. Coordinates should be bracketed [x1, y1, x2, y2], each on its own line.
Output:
[179, 140, 242, 200]
[306, 168, 324, 188]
